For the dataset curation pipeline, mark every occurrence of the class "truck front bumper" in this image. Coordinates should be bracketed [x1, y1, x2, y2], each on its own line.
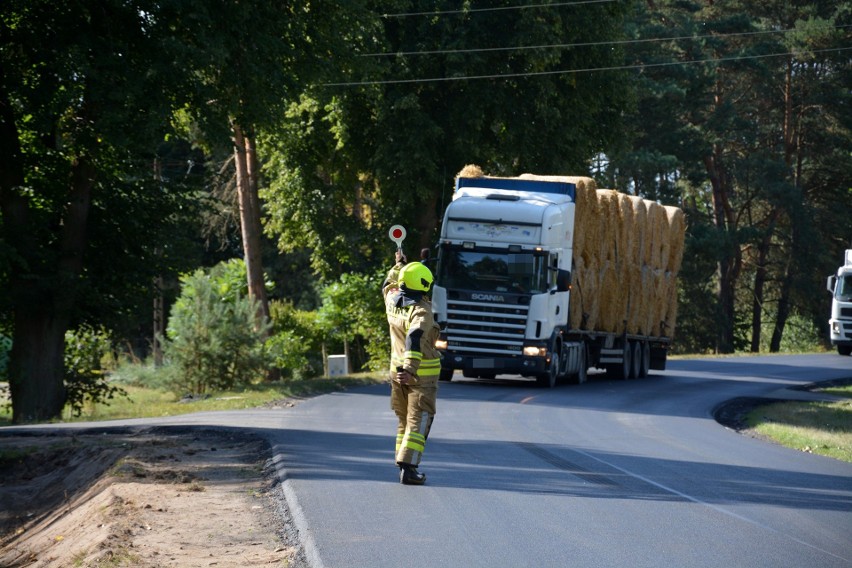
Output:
[829, 319, 852, 346]
[440, 351, 547, 377]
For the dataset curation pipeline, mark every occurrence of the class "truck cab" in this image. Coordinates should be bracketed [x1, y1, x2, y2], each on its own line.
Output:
[431, 176, 576, 385]
[826, 249, 852, 356]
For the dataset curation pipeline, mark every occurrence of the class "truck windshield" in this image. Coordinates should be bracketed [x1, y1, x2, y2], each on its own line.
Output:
[437, 247, 549, 294]
[837, 275, 852, 301]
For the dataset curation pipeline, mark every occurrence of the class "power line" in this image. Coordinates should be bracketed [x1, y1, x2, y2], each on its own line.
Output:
[324, 46, 852, 87]
[361, 25, 852, 58]
[380, 0, 615, 19]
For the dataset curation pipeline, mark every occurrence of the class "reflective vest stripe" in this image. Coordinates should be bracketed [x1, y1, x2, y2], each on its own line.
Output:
[402, 431, 426, 453]
[403, 350, 423, 360]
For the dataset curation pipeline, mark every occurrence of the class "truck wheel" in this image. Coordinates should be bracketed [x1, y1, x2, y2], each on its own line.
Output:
[537, 345, 560, 388]
[605, 343, 632, 380]
[574, 344, 588, 385]
[439, 368, 454, 382]
[639, 342, 650, 377]
[630, 341, 641, 379]
[839, 345, 852, 356]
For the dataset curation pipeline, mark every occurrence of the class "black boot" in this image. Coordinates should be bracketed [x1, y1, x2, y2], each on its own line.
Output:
[398, 463, 426, 485]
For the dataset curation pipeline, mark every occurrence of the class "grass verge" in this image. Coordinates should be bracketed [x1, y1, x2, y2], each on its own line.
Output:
[0, 373, 387, 427]
[745, 385, 852, 463]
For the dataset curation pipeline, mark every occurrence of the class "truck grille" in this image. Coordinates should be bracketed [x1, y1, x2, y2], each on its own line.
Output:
[445, 297, 528, 356]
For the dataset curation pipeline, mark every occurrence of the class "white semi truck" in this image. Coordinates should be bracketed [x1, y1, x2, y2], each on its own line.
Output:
[826, 249, 852, 356]
[431, 173, 684, 387]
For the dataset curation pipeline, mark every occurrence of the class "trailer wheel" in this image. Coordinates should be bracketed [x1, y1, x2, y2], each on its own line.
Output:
[574, 344, 588, 385]
[639, 342, 650, 377]
[630, 341, 641, 379]
[605, 342, 632, 380]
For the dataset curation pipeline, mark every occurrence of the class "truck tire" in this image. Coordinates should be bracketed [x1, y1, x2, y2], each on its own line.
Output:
[605, 342, 632, 380]
[630, 341, 641, 379]
[639, 342, 650, 377]
[573, 344, 588, 385]
[536, 344, 561, 388]
[439, 368, 454, 382]
[839, 345, 852, 356]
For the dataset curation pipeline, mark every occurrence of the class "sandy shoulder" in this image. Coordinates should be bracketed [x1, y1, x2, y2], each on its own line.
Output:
[0, 428, 306, 567]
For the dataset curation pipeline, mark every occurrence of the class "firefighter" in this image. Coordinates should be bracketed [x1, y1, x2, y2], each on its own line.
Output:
[382, 252, 441, 485]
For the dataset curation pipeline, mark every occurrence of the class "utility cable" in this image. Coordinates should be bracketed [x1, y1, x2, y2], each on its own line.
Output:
[380, 0, 615, 19]
[361, 24, 852, 58]
[324, 46, 852, 87]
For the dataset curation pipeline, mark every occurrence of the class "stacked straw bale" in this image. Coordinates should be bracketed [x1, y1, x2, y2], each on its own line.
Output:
[454, 167, 686, 338]
[568, 185, 686, 338]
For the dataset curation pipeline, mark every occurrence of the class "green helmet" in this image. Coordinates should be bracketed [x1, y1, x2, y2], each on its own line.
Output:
[399, 261, 433, 292]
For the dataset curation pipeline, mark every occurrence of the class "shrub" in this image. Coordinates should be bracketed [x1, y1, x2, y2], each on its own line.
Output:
[163, 261, 272, 395]
[64, 325, 127, 417]
[267, 300, 322, 380]
[317, 269, 388, 372]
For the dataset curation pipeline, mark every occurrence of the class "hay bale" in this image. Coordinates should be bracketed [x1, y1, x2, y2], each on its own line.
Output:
[456, 164, 484, 178]
[617, 194, 638, 264]
[645, 202, 667, 269]
[613, 261, 630, 334]
[596, 190, 620, 263]
[665, 206, 686, 274]
[570, 256, 585, 329]
[628, 196, 647, 264]
[571, 179, 599, 265]
[664, 273, 680, 338]
[583, 256, 601, 330]
[653, 269, 670, 336]
[598, 260, 617, 332]
[625, 262, 643, 334]
[639, 266, 656, 335]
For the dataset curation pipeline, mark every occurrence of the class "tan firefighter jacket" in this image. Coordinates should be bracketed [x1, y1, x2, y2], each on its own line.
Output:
[383, 263, 441, 385]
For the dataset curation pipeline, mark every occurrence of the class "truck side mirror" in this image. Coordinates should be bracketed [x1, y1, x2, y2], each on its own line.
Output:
[827, 275, 836, 293]
[555, 269, 571, 292]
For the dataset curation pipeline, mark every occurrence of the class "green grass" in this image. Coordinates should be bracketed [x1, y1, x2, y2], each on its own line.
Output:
[746, 389, 852, 463]
[818, 384, 852, 399]
[0, 373, 387, 427]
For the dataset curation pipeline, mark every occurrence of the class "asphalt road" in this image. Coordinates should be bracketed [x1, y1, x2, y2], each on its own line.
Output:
[5, 354, 852, 567]
[261, 354, 852, 568]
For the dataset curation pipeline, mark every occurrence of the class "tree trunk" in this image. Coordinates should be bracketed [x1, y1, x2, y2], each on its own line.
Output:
[770, 259, 794, 352]
[8, 312, 68, 423]
[232, 122, 270, 326]
[750, 211, 779, 352]
[153, 275, 165, 366]
[704, 150, 741, 354]
[233, 123, 280, 381]
[3, 157, 95, 423]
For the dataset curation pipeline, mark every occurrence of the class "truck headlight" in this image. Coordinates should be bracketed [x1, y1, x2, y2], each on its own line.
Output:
[523, 345, 547, 357]
[831, 322, 841, 334]
[435, 338, 448, 350]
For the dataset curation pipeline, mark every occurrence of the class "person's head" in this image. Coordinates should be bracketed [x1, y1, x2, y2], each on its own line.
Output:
[399, 261, 433, 293]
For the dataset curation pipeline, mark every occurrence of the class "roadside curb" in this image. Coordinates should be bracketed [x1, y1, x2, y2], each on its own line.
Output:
[713, 377, 852, 432]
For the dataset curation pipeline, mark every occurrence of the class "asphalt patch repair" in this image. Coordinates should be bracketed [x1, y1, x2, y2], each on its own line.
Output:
[0, 427, 307, 567]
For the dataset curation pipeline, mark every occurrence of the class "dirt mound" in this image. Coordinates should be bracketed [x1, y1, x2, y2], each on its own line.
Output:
[0, 428, 305, 567]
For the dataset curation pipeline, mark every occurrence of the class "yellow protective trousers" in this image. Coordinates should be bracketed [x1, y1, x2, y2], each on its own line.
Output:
[391, 381, 436, 467]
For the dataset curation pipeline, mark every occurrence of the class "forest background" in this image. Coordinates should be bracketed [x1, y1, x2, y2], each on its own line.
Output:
[1, 0, 850, 423]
